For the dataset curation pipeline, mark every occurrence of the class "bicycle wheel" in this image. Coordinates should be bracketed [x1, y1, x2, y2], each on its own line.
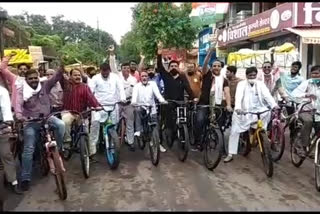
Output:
[270, 124, 285, 162]
[149, 127, 160, 166]
[177, 124, 190, 162]
[259, 131, 273, 178]
[290, 131, 304, 168]
[314, 138, 320, 191]
[239, 131, 251, 156]
[105, 129, 120, 170]
[40, 144, 50, 177]
[79, 134, 90, 179]
[52, 150, 67, 200]
[203, 127, 223, 170]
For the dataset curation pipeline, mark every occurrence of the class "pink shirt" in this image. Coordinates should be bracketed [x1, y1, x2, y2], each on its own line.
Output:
[0, 56, 18, 111]
[131, 70, 140, 82]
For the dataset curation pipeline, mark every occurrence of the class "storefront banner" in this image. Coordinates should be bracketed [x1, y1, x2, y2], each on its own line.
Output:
[217, 3, 294, 47]
[296, 2, 320, 26]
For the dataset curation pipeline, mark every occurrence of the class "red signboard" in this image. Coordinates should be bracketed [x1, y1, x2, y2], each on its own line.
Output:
[217, 3, 294, 47]
[296, 2, 320, 26]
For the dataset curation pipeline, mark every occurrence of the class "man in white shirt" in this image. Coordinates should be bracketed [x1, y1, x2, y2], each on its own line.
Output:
[131, 70, 167, 152]
[224, 67, 278, 163]
[88, 62, 126, 156]
[0, 86, 22, 196]
[109, 46, 138, 151]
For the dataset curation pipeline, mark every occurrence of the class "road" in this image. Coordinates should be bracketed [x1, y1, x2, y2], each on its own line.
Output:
[3, 135, 320, 211]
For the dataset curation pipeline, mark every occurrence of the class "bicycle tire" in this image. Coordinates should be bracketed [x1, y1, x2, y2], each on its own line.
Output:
[314, 138, 320, 191]
[259, 131, 273, 178]
[40, 143, 49, 177]
[270, 124, 285, 162]
[149, 127, 160, 166]
[204, 127, 223, 170]
[79, 134, 90, 179]
[239, 131, 251, 156]
[105, 129, 120, 170]
[177, 124, 190, 162]
[52, 150, 67, 200]
[290, 130, 304, 168]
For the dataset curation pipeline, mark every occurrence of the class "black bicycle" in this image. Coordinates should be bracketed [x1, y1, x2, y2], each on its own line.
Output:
[133, 104, 161, 166]
[62, 109, 93, 179]
[164, 100, 190, 162]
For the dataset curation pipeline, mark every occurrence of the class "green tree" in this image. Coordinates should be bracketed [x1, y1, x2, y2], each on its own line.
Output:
[131, 2, 199, 60]
[118, 30, 140, 63]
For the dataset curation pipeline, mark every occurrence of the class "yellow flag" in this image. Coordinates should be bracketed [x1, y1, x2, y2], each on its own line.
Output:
[4, 49, 33, 66]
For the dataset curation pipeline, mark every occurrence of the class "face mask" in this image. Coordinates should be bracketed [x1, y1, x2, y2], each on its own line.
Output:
[148, 73, 155, 79]
[312, 78, 320, 84]
[170, 69, 179, 76]
[248, 79, 256, 84]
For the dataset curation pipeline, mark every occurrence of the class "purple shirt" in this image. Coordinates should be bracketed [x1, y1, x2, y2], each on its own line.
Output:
[15, 71, 63, 120]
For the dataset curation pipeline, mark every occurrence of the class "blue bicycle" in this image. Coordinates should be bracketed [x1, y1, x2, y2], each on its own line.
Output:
[98, 103, 121, 170]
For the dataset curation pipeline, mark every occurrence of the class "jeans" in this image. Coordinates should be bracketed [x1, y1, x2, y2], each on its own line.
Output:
[162, 103, 177, 140]
[20, 116, 65, 182]
[194, 107, 209, 144]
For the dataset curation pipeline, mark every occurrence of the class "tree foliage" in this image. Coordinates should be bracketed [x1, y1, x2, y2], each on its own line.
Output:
[121, 3, 199, 61]
[2, 10, 117, 66]
[118, 30, 140, 63]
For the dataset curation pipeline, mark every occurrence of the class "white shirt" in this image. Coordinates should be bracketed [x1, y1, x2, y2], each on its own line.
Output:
[109, 55, 137, 99]
[0, 85, 13, 122]
[89, 73, 126, 107]
[131, 81, 165, 115]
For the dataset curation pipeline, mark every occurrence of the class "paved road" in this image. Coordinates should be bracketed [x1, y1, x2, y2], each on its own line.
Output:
[3, 135, 320, 211]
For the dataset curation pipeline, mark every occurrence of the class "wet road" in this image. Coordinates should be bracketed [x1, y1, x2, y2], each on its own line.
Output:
[3, 133, 320, 211]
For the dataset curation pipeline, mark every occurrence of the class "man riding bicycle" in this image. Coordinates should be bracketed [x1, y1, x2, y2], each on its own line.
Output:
[291, 65, 320, 157]
[131, 70, 167, 140]
[109, 46, 137, 151]
[15, 67, 66, 191]
[224, 67, 279, 163]
[89, 62, 126, 157]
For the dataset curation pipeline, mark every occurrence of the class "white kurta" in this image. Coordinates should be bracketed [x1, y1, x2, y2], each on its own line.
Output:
[228, 80, 277, 155]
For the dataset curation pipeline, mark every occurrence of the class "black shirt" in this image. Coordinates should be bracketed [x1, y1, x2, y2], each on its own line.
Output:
[199, 70, 229, 105]
[157, 54, 194, 101]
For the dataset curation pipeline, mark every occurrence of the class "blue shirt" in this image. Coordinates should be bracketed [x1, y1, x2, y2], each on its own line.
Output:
[280, 71, 304, 99]
[150, 73, 164, 95]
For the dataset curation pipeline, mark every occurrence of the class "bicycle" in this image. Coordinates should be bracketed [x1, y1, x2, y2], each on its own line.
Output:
[62, 109, 93, 179]
[165, 100, 190, 162]
[238, 109, 273, 178]
[133, 104, 161, 166]
[97, 103, 121, 170]
[18, 112, 67, 200]
[269, 101, 299, 162]
[196, 105, 224, 170]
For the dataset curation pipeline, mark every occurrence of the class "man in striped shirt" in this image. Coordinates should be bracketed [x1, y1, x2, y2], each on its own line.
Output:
[60, 68, 101, 146]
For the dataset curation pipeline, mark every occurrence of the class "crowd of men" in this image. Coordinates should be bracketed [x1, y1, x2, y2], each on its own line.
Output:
[0, 42, 320, 204]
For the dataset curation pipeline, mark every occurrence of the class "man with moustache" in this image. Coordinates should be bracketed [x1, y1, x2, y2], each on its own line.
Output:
[184, 62, 202, 99]
[156, 41, 196, 146]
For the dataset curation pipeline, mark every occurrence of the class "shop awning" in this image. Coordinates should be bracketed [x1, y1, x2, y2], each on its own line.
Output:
[286, 28, 320, 44]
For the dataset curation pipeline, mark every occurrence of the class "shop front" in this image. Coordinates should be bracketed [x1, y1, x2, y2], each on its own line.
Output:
[216, 2, 320, 78]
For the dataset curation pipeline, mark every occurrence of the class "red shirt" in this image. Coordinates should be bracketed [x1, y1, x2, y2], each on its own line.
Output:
[61, 80, 100, 112]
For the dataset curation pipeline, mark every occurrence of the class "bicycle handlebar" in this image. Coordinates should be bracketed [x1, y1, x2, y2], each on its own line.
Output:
[239, 109, 270, 116]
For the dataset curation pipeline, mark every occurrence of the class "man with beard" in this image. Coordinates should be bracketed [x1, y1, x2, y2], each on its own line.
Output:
[194, 46, 232, 150]
[157, 41, 196, 145]
[184, 63, 202, 99]
[15, 67, 66, 191]
[45, 69, 63, 113]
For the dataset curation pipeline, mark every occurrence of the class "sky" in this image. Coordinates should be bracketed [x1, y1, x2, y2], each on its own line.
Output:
[0, 2, 137, 44]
